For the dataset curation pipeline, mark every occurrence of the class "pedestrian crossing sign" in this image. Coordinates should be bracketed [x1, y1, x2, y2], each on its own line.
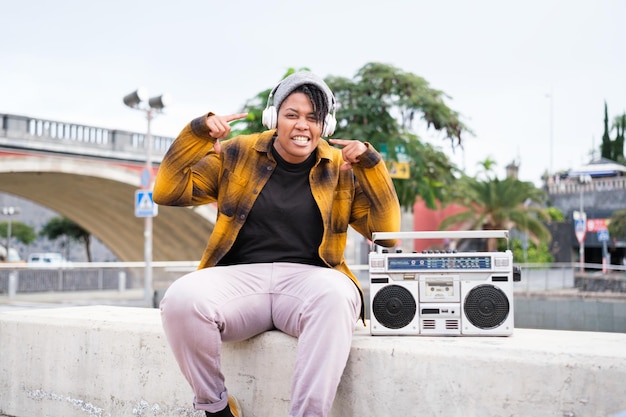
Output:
[135, 190, 158, 217]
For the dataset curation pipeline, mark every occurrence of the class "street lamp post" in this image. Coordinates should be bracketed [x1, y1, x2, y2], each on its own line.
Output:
[1, 206, 20, 261]
[123, 88, 170, 306]
[578, 174, 592, 272]
[547, 91, 554, 176]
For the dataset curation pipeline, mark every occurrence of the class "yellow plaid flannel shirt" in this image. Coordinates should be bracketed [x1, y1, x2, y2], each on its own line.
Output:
[153, 114, 401, 321]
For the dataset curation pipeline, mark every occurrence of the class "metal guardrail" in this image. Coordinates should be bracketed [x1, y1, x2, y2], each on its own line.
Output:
[0, 261, 199, 297]
[2, 261, 625, 299]
[0, 268, 127, 294]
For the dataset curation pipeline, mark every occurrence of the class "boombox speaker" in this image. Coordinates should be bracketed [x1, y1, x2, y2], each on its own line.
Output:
[369, 230, 521, 336]
[370, 280, 419, 334]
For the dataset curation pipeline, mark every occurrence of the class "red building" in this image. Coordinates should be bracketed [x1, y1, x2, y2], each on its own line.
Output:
[412, 199, 466, 253]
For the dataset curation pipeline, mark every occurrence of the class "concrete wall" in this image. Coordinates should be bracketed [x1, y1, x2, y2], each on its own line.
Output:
[515, 296, 626, 333]
[1, 306, 626, 417]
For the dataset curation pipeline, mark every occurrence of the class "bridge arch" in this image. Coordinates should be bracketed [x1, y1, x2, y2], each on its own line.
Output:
[0, 155, 214, 262]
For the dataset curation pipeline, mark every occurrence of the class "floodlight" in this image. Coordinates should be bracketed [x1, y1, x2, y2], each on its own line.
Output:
[123, 88, 148, 109]
[148, 94, 171, 110]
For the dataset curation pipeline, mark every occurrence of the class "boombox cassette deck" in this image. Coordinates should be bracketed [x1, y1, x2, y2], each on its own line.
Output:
[369, 230, 521, 336]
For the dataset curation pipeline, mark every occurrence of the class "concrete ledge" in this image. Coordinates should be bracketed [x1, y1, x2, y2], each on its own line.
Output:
[1, 306, 626, 417]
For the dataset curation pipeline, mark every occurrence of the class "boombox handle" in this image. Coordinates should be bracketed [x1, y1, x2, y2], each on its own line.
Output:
[370, 230, 510, 252]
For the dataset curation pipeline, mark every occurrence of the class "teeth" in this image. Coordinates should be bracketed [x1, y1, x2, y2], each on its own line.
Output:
[292, 136, 309, 143]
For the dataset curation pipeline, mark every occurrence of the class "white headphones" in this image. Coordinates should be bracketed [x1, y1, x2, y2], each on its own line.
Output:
[262, 81, 337, 137]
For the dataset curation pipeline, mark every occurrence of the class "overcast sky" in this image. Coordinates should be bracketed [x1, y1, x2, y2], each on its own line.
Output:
[1, 0, 624, 186]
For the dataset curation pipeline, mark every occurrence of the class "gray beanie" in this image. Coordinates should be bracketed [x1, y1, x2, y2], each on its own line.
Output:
[272, 71, 334, 111]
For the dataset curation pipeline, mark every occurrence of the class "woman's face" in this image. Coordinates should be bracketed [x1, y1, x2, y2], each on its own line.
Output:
[273, 92, 322, 164]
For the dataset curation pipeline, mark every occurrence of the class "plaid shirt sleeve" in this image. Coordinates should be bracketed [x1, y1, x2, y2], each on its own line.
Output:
[314, 142, 401, 267]
[153, 114, 221, 207]
[349, 143, 401, 246]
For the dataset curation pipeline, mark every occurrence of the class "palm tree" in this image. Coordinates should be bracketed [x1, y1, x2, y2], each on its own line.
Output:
[439, 176, 552, 252]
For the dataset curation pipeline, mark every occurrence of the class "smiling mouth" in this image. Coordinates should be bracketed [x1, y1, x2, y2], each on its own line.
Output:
[292, 136, 310, 144]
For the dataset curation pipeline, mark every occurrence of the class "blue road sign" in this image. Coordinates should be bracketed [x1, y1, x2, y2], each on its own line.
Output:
[141, 169, 151, 189]
[574, 218, 585, 232]
[574, 218, 586, 244]
[135, 190, 157, 217]
[597, 229, 609, 242]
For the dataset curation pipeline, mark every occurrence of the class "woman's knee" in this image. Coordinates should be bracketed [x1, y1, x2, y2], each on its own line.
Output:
[308, 280, 361, 321]
[160, 273, 209, 320]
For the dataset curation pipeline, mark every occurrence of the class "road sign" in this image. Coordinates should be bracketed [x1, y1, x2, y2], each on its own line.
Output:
[573, 213, 586, 244]
[135, 190, 158, 217]
[387, 161, 410, 179]
[395, 145, 409, 163]
[140, 169, 152, 189]
[379, 143, 389, 160]
[587, 218, 609, 232]
[597, 229, 609, 242]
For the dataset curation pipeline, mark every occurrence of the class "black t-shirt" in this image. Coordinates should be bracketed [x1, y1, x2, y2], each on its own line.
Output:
[217, 144, 325, 267]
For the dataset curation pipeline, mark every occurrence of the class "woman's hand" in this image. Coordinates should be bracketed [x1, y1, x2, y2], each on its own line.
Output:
[207, 113, 248, 153]
[329, 139, 368, 171]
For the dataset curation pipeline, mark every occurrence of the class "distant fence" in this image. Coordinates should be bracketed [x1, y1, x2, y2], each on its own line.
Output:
[0, 268, 127, 293]
[0, 261, 199, 296]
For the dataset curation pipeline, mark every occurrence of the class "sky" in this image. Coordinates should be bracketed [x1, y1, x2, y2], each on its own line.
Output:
[1, 0, 625, 187]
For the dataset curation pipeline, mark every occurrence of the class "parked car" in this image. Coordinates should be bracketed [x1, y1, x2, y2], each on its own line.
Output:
[27, 252, 67, 265]
[0, 247, 24, 263]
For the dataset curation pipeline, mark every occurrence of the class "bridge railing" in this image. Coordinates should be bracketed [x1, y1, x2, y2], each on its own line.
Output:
[0, 113, 174, 162]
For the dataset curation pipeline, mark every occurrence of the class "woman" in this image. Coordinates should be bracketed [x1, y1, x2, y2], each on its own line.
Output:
[154, 71, 400, 417]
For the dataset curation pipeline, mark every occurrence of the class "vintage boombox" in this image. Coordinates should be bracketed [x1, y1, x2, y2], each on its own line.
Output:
[369, 230, 521, 336]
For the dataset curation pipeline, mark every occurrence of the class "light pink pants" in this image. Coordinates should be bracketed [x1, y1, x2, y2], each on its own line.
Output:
[160, 262, 361, 417]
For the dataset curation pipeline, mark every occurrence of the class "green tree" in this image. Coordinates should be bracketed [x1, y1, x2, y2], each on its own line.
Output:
[0, 221, 36, 260]
[612, 113, 625, 164]
[475, 157, 498, 181]
[231, 63, 471, 210]
[0, 221, 37, 247]
[608, 209, 626, 240]
[506, 238, 553, 264]
[600, 102, 625, 163]
[545, 206, 565, 222]
[40, 217, 93, 262]
[439, 176, 552, 252]
[328, 63, 469, 210]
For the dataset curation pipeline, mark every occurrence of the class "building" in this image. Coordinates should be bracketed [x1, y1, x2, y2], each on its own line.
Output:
[411, 158, 626, 266]
[546, 158, 626, 265]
